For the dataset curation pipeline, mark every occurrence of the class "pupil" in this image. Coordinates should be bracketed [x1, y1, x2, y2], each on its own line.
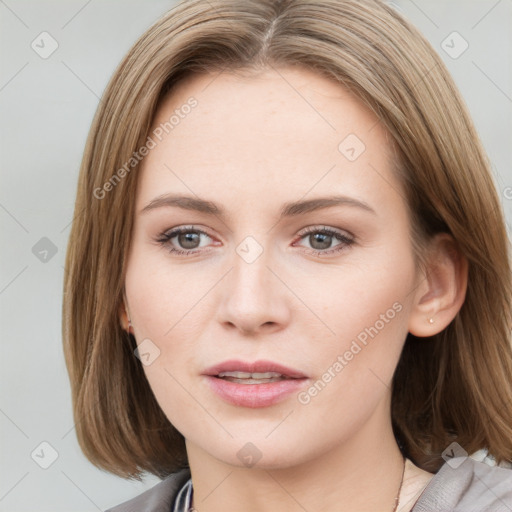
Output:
[311, 233, 331, 250]
[179, 232, 199, 249]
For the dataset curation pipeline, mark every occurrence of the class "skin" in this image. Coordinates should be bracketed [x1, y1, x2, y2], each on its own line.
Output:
[120, 66, 467, 512]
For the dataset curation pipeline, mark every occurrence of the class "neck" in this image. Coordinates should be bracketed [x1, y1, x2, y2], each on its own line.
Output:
[185, 399, 407, 512]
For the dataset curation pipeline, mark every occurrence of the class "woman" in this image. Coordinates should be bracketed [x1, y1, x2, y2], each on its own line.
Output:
[62, 0, 512, 510]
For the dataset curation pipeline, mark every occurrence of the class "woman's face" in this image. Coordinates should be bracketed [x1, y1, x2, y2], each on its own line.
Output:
[124, 66, 425, 468]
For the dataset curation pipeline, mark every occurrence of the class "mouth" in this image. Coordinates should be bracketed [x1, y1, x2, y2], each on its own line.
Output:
[202, 359, 307, 380]
[201, 359, 309, 408]
[216, 371, 296, 384]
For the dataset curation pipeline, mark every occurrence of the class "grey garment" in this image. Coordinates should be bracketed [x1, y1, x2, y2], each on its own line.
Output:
[105, 468, 191, 512]
[411, 457, 512, 512]
[104, 457, 512, 512]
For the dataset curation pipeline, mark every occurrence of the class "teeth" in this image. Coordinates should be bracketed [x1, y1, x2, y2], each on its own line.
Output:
[225, 378, 282, 384]
[217, 371, 284, 379]
[216, 371, 291, 384]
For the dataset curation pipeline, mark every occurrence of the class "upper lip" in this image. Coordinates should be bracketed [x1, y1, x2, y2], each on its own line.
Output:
[202, 359, 307, 379]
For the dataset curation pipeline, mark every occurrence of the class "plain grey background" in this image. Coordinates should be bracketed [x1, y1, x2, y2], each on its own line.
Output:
[0, 1, 511, 511]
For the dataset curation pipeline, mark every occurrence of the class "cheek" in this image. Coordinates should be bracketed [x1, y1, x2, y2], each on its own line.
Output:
[124, 253, 200, 431]
[305, 243, 416, 387]
[313, 251, 413, 340]
[124, 247, 208, 336]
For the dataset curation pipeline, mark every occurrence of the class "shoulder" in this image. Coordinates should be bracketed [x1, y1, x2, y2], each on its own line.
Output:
[104, 468, 191, 512]
[412, 457, 512, 512]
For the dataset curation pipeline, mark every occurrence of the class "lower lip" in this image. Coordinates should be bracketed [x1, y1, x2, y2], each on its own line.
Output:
[204, 376, 308, 408]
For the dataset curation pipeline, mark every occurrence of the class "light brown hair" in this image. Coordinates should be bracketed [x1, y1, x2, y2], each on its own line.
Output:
[62, 0, 512, 480]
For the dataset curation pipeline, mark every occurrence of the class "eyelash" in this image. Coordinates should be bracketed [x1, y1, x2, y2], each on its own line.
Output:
[155, 225, 355, 257]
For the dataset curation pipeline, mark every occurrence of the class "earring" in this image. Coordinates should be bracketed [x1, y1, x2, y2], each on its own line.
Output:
[428, 317, 435, 324]
[126, 311, 134, 335]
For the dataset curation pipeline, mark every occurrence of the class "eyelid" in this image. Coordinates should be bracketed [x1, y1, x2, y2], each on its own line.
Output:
[158, 225, 212, 240]
[296, 224, 354, 239]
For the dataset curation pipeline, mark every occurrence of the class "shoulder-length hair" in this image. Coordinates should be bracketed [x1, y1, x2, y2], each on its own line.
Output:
[62, 0, 512, 480]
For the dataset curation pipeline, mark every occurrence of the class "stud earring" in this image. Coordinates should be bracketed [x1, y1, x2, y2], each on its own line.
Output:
[428, 317, 435, 324]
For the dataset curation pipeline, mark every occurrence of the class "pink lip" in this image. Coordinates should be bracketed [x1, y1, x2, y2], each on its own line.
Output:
[202, 359, 307, 378]
[201, 359, 309, 408]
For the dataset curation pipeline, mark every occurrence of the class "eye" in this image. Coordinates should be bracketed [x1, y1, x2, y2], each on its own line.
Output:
[155, 225, 355, 257]
[156, 226, 215, 256]
[293, 226, 355, 256]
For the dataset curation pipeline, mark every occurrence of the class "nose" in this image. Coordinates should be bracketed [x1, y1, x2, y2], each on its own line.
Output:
[216, 242, 291, 336]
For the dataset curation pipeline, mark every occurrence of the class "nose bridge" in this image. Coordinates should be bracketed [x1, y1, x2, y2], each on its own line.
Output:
[233, 239, 271, 295]
[218, 235, 289, 333]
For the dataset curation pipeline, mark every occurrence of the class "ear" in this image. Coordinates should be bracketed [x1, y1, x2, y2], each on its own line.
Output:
[408, 233, 468, 337]
[118, 292, 131, 333]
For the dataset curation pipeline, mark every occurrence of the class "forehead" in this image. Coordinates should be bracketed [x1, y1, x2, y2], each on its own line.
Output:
[153, 66, 385, 142]
[136, 66, 399, 211]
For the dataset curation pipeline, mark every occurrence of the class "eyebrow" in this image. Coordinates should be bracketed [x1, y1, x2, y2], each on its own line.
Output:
[140, 194, 376, 218]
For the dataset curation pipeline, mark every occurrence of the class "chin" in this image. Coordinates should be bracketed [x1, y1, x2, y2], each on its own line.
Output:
[203, 438, 311, 471]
